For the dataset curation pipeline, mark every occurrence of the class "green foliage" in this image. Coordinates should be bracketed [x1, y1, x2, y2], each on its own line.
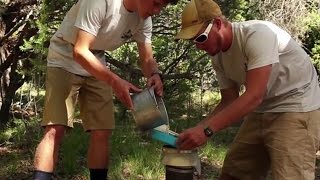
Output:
[312, 40, 320, 69]
[19, 0, 78, 88]
[0, 118, 41, 148]
[12, 82, 46, 109]
[0, 115, 236, 179]
[301, 10, 320, 72]
[8, 112, 320, 179]
[302, 12, 320, 49]
[0, 150, 33, 180]
[217, 0, 250, 21]
[2, 0, 320, 178]
[109, 124, 165, 179]
[57, 123, 89, 178]
[0, 119, 40, 179]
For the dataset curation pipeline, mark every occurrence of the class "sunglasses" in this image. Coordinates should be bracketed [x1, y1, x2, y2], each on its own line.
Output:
[193, 22, 213, 44]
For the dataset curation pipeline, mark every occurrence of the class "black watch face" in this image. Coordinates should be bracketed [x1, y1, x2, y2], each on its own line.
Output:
[204, 127, 213, 137]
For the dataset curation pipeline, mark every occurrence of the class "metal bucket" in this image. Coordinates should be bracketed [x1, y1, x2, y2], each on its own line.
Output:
[131, 87, 169, 131]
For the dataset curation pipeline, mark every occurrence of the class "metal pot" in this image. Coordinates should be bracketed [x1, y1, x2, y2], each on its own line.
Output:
[161, 145, 201, 176]
[162, 145, 198, 167]
[131, 87, 169, 131]
[165, 165, 194, 180]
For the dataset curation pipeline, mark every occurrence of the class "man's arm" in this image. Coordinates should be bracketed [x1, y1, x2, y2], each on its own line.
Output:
[73, 29, 141, 109]
[213, 86, 240, 115]
[73, 30, 119, 84]
[208, 64, 272, 131]
[136, 42, 158, 77]
[137, 42, 163, 96]
[177, 64, 272, 150]
[199, 86, 239, 126]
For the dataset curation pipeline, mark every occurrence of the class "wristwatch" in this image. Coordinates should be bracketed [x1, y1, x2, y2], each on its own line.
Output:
[203, 126, 214, 137]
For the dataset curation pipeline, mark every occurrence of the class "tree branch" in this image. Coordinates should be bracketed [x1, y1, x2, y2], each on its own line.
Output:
[0, 9, 33, 46]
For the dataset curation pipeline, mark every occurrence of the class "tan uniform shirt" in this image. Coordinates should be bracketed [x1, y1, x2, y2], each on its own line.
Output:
[212, 20, 320, 112]
[47, 0, 152, 76]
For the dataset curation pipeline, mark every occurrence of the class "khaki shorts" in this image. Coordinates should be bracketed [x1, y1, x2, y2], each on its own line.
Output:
[221, 110, 320, 180]
[42, 67, 114, 131]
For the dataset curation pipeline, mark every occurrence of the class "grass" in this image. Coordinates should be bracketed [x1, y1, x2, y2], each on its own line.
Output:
[0, 115, 235, 180]
[109, 125, 166, 179]
[2, 116, 319, 179]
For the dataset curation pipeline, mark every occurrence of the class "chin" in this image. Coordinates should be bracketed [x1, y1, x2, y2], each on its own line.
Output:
[205, 50, 214, 56]
[207, 49, 220, 56]
[144, 13, 152, 19]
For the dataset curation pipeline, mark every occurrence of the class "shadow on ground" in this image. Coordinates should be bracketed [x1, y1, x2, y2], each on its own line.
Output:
[0, 147, 33, 180]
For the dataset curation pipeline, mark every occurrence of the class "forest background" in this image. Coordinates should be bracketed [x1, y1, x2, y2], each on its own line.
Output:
[0, 0, 319, 179]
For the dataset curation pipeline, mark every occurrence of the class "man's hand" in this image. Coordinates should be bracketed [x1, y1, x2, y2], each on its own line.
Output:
[111, 77, 142, 109]
[147, 74, 163, 96]
[176, 125, 209, 150]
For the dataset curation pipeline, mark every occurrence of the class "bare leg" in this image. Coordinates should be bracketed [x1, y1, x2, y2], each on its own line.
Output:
[87, 130, 112, 168]
[34, 125, 66, 172]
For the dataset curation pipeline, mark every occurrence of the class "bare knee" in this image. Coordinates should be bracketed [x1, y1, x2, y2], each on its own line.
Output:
[219, 173, 240, 180]
[90, 130, 112, 143]
[43, 125, 66, 143]
[87, 130, 112, 168]
[90, 130, 112, 139]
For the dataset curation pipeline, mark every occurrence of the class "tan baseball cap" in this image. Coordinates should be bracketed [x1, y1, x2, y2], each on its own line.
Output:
[175, 0, 222, 40]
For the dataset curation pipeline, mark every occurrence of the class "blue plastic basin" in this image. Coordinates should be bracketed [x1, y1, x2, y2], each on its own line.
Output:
[151, 129, 178, 147]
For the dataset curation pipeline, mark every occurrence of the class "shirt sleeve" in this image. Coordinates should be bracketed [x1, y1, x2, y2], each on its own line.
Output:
[132, 17, 152, 43]
[74, 0, 106, 36]
[244, 26, 279, 70]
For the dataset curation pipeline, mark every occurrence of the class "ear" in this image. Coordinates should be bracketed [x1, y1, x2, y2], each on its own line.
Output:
[214, 18, 222, 30]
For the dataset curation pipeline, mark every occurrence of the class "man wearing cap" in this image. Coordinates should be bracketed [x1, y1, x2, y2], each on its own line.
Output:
[175, 0, 320, 179]
[33, 0, 179, 180]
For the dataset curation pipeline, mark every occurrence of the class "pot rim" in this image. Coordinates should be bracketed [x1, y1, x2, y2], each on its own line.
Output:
[162, 145, 198, 154]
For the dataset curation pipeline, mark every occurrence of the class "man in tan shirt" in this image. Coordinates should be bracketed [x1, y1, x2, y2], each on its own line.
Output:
[33, 0, 178, 179]
[175, 0, 320, 179]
